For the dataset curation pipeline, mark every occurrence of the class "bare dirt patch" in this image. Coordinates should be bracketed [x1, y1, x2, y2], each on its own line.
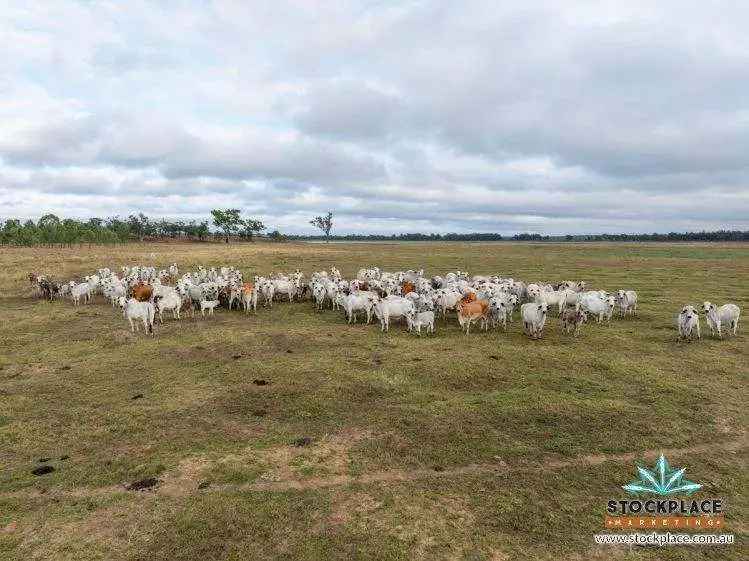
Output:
[159, 456, 212, 497]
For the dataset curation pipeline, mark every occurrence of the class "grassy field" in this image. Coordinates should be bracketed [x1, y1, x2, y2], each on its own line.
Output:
[1, 241, 746, 560]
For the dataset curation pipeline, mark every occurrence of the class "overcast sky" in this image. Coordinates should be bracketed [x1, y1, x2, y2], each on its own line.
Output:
[1, 1, 748, 235]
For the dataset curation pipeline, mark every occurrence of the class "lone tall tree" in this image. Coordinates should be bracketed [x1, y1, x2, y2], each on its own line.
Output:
[211, 208, 243, 243]
[241, 218, 266, 241]
[310, 211, 333, 242]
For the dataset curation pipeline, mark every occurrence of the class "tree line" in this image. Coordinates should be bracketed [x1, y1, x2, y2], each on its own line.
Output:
[288, 230, 749, 242]
[0, 212, 746, 246]
[0, 213, 226, 246]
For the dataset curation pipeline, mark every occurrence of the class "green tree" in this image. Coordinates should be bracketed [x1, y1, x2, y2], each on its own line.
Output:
[310, 211, 333, 242]
[38, 214, 61, 244]
[127, 213, 151, 241]
[241, 218, 266, 241]
[195, 220, 210, 241]
[267, 230, 287, 242]
[211, 208, 244, 243]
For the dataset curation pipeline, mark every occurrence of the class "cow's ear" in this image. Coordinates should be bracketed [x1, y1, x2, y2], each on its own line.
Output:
[538, 305, 542, 310]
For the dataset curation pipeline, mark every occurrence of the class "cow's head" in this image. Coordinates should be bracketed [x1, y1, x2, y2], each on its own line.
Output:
[681, 305, 697, 319]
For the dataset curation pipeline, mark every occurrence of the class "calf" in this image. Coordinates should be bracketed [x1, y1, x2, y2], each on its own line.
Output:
[677, 305, 701, 340]
[70, 282, 91, 305]
[121, 298, 155, 335]
[406, 310, 435, 335]
[560, 308, 586, 336]
[456, 297, 489, 335]
[242, 282, 257, 313]
[200, 300, 220, 317]
[39, 278, 60, 301]
[702, 302, 740, 338]
[258, 279, 275, 307]
[373, 296, 415, 332]
[580, 294, 616, 323]
[272, 278, 297, 302]
[521, 302, 549, 339]
[344, 292, 378, 324]
[434, 289, 463, 319]
[153, 292, 182, 323]
[487, 297, 509, 330]
[616, 290, 638, 317]
[312, 283, 327, 311]
[29, 273, 43, 297]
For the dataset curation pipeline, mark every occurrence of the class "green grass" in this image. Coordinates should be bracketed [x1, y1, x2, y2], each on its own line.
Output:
[0, 241, 747, 560]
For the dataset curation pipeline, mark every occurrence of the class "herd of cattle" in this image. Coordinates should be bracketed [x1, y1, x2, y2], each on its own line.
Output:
[29, 264, 740, 341]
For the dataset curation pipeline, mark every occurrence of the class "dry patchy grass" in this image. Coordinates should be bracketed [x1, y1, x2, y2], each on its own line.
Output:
[1, 241, 747, 560]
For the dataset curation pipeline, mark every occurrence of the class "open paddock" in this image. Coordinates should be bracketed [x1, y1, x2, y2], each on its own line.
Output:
[1, 241, 747, 561]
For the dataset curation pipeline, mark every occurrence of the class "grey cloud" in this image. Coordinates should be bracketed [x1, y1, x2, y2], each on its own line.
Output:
[293, 80, 404, 141]
[1, 0, 748, 234]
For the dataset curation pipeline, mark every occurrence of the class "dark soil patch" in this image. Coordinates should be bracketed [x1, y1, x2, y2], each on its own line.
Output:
[126, 477, 159, 491]
[131, 393, 144, 400]
[38, 457, 51, 463]
[59, 455, 70, 461]
[32, 465, 55, 476]
[252, 379, 268, 386]
[292, 437, 312, 447]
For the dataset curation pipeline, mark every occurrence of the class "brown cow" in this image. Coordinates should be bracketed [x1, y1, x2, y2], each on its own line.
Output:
[28, 273, 41, 297]
[401, 281, 416, 295]
[457, 298, 489, 334]
[241, 282, 256, 312]
[561, 308, 586, 336]
[131, 283, 153, 302]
